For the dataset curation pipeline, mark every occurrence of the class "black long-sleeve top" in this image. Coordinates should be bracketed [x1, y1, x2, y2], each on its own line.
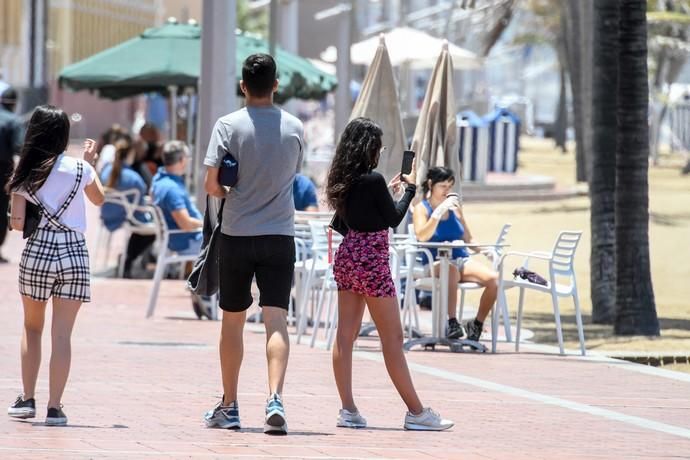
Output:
[334, 172, 416, 234]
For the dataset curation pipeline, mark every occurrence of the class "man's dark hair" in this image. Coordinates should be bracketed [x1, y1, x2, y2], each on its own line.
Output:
[241, 53, 277, 98]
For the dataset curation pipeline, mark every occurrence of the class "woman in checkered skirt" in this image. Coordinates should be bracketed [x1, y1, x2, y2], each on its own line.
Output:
[5, 106, 105, 426]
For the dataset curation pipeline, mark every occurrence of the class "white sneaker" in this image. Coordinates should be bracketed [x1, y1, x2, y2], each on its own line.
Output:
[404, 407, 453, 431]
[264, 393, 287, 435]
[337, 409, 367, 428]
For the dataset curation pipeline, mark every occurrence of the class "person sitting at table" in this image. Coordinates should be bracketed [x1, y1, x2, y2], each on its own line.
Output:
[99, 137, 156, 278]
[412, 166, 498, 342]
[139, 122, 163, 176]
[293, 173, 319, 211]
[95, 124, 128, 172]
[151, 141, 203, 256]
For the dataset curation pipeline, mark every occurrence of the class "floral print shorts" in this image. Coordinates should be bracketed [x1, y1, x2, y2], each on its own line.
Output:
[333, 229, 396, 298]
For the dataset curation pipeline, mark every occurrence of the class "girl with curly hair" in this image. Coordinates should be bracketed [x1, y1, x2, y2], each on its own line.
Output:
[326, 117, 453, 431]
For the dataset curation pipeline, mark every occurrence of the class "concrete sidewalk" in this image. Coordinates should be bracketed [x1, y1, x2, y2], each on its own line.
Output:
[1, 228, 690, 459]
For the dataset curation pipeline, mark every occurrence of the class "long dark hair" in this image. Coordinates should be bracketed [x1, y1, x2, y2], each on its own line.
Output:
[99, 124, 127, 152]
[7, 105, 70, 193]
[422, 166, 455, 195]
[326, 117, 383, 215]
[107, 136, 133, 189]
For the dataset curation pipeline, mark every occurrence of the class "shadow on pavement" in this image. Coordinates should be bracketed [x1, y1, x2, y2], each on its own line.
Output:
[10, 420, 129, 429]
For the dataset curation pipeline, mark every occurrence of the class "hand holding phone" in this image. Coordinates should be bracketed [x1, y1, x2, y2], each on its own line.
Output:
[401, 150, 415, 175]
[401, 151, 416, 185]
[388, 173, 403, 195]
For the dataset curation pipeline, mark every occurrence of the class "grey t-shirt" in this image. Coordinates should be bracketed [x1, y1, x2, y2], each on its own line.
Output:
[204, 106, 303, 237]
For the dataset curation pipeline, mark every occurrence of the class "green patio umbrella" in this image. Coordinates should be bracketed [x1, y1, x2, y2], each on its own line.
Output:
[58, 22, 337, 103]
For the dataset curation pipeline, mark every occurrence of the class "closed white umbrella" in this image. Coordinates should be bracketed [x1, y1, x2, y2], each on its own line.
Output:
[350, 27, 481, 70]
[349, 35, 407, 183]
[410, 42, 462, 342]
[410, 41, 461, 196]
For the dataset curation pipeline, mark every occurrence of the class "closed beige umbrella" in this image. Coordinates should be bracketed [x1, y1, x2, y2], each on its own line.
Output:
[350, 34, 407, 183]
[410, 41, 460, 197]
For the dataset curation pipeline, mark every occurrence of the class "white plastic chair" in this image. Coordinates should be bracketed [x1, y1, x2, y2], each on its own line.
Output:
[399, 223, 442, 337]
[457, 223, 513, 341]
[95, 188, 141, 272]
[145, 205, 202, 318]
[309, 262, 338, 349]
[316, 246, 400, 350]
[401, 246, 438, 338]
[295, 210, 334, 222]
[298, 220, 341, 346]
[119, 203, 158, 278]
[289, 236, 309, 326]
[292, 221, 316, 325]
[493, 231, 585, 355]
[294, 219, 337, 343]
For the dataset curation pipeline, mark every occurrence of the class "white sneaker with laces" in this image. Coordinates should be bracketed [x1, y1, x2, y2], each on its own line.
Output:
[404, 407, 453, 431]
[264, 393, 287, 434]
[336, 409, 367, 428]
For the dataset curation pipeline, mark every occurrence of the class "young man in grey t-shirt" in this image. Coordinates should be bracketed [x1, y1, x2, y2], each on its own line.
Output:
[202, 54, 303, 435]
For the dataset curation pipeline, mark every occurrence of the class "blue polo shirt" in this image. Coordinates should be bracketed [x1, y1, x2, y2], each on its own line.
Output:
[99, 164, 149, 231]
[151, 168, 202, 251]
[293, 174, 318, 211]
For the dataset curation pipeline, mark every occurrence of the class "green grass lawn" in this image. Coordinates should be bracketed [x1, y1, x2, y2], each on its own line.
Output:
[462, 137, 690, 357]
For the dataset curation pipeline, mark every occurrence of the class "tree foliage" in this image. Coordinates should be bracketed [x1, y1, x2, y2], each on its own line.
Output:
[237, 0, 268, 36]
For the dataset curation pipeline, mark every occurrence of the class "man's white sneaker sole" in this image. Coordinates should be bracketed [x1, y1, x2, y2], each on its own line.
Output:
[205, 419, 241, 429]
[264, 413, 287, 434]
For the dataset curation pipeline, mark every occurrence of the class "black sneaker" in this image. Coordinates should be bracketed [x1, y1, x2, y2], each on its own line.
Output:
[45, 406, 67, 426]
[7, 395, 36, 419]
[464, 319, 483, 342]
[446, 318, 464, 340]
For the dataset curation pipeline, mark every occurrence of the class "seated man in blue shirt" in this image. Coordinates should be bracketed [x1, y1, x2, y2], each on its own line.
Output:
[151, 141, 202, 255]
[293, 173, 318, 211]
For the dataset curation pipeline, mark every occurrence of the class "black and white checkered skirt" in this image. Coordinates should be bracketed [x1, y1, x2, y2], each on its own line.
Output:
[19, 227, 91, 302]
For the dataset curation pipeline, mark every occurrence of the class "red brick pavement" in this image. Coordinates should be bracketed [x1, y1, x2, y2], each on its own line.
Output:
[1, 227, 690, 459]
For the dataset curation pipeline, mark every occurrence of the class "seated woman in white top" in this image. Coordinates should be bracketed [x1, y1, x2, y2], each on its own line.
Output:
[412, 167, 498, 342]
[7, 105, 104, 426]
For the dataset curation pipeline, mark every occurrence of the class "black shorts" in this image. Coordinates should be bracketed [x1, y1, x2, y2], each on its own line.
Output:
[218, 234, 295, 312]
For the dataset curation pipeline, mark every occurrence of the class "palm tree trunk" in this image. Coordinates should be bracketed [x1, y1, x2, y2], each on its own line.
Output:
[579, 0, 594, 182]
[614, 0, 660, 336]
[554, 62, 567, 152]
[554, 24, 568, 153]
[560, 0, 585, 181]
[590, 0, 619, 325]
[561, 0, 593, 183]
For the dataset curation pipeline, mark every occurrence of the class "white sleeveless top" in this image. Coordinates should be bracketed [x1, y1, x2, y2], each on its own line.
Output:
[17, 154, 96, 234]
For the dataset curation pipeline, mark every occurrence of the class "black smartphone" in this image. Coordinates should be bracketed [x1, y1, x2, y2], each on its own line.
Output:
[401, 150, 415, 175]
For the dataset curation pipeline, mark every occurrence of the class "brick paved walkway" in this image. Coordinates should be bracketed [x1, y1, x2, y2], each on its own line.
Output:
[1, 227, 690, 459]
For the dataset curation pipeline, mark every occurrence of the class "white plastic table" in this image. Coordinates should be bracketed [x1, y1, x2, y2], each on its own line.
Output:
[403, 241, 509, 353]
